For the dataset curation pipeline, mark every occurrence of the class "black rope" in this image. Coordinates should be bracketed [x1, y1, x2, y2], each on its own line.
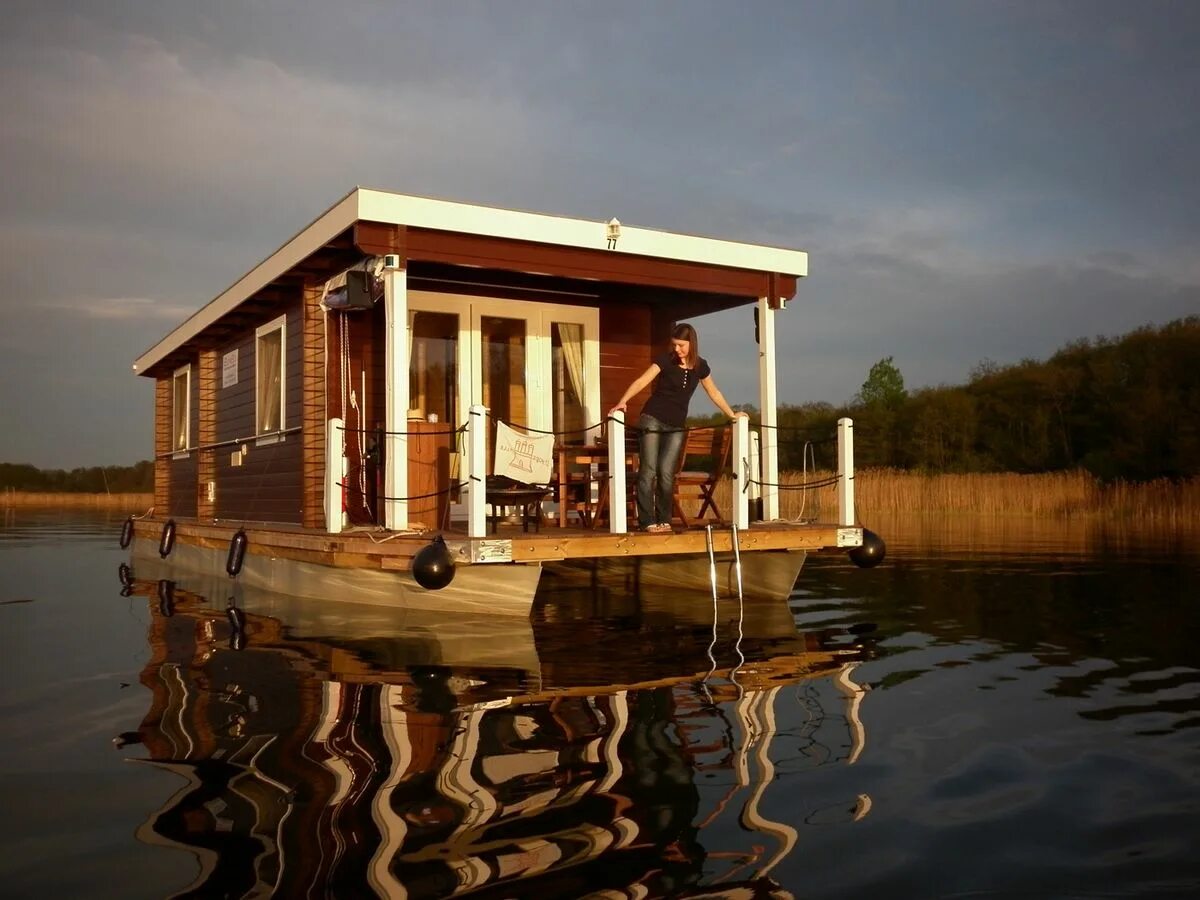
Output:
[336, 481, 470, 503]
[610, 415, 740, 437]
[485, 411, 608, 438]
[760, 425, 839, 444]
[746, 473, 843, 492]
[341, 421, 468, 437]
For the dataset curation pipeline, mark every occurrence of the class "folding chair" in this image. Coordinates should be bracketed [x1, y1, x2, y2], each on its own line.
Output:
[671, 426, 732, 528]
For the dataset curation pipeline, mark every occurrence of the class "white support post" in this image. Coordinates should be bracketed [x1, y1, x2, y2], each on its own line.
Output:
[731, 415, 750, 530]
[749, 429, 762, 519]
[757, 297, 780, 521]
[324, 416, 345, 534]
[383, 266, 409, 530]
[467, 404, 488, 538]
[607, 412, 628, 534]
[837, 417, 855, 526]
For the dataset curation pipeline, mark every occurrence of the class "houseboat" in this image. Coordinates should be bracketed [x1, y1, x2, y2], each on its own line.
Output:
[129, 188, 865, 615]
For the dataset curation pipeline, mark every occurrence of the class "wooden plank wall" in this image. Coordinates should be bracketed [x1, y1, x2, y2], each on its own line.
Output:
[154, 377, 170, 511]
[301, 285, 326, 529]
[599, 303, 653, 422]
[212, 298, 304, 523]
[196, 349, 218, 520]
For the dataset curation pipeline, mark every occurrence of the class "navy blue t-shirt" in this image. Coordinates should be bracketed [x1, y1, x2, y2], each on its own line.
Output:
[642, 353, 711, 427]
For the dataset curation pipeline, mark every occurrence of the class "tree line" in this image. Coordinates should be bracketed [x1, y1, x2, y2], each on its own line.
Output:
[6, 317, 1196, 489]
[0, 461, 154, 493]
[695, 316, 1200, 481]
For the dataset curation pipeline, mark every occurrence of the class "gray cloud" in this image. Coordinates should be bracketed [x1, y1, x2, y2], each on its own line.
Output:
[1, 1, 1198, 466]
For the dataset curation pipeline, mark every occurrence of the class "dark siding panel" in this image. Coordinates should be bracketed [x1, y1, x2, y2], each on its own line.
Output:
[169, 455, 198, 517]
[212, 298, 304, 524]
[213, 438, 303, 523]
[285, 303, 303, 428]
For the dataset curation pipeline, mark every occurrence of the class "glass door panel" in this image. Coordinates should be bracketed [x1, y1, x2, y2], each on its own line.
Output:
[551, 321, 587, 444]
[480, 315, 527, 473]
[409, 311, 459, 426]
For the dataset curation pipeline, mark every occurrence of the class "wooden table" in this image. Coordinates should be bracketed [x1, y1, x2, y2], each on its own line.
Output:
[557, 446, 637, 529]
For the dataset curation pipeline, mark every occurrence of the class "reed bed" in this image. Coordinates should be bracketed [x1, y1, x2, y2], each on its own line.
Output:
[710, 469, 1200, 522]
[0, 491, 154, 510]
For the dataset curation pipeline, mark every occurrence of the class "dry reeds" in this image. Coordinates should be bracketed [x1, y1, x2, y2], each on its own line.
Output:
[0, 491, 154, 510]
[709, 469, 1200, 522]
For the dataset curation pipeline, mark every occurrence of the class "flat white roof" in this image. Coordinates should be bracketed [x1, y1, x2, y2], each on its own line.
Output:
[134, 187, 809, 374]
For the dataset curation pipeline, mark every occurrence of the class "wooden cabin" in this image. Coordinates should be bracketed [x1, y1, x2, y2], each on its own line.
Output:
[131, 188, 861, 612]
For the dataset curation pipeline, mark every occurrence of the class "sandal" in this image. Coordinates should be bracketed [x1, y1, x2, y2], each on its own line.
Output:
[645, 523, 673, 534]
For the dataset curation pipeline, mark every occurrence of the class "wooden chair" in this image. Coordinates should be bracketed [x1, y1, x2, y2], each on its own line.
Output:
[671, 426, 732, 528]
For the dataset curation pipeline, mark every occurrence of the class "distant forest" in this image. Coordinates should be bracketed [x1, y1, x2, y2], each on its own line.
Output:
[0, 460, 153, 493]
[698, 316, 1200, 482]
[4, 318, 1196, 491]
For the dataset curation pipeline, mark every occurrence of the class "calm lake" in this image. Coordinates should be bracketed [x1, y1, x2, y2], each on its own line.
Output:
[1, 508, 1198, 898]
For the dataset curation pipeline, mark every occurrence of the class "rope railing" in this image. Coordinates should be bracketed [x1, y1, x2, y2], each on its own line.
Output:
[338, 421, 469, 438]
[744, 473, 843, 492]
[335, 480, 472, 503]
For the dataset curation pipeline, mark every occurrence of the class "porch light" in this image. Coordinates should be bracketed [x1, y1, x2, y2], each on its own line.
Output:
[606, 218, 621, 249]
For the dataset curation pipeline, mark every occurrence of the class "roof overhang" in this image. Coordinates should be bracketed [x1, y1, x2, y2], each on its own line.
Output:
[133, 187, 809, 376]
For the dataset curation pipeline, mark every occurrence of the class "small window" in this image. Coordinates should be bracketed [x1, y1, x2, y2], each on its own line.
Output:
[172, 364, 190, 455]
[256, 315, 286, 441]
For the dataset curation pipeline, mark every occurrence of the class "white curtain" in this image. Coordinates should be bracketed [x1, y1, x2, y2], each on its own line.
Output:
[556, 322, 585, 421]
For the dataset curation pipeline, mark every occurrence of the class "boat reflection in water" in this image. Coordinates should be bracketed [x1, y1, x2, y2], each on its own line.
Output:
[118, 570, 875, 899]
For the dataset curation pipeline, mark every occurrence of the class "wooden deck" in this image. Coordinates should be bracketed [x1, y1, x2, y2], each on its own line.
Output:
[135, 515, 859, 571]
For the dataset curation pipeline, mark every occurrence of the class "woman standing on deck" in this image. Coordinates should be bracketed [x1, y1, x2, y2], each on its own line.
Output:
[609, 323, 746, 533]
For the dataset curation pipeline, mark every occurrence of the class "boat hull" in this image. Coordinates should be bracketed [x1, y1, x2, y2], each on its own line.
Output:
[131, 537, 542, 618]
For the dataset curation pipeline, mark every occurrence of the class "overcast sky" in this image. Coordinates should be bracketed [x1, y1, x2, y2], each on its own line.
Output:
[2, 1, 1197, 468]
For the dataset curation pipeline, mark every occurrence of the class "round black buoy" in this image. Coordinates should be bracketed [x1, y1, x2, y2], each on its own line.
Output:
[849, 529, 886, 568]
[118, 562, 135, 589]
[157, 579, 176, 617]
[158, 519, 177, 559]
[412, 535, 455, 590]
[226, 529, 248, 577]
[119, 516, 134, 549]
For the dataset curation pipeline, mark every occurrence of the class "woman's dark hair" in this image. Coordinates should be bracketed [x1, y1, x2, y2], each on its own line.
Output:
[671, 322, 699, 368]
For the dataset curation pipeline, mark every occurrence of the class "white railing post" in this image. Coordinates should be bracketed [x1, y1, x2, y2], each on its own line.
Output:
[607, 412, 628, 534]
[732, 416, 750, 530]
[382, 264, 409, 531]
[467, 404, 488, 538]
[325, 417, 345, 533]
[837, 417, 855, 526]
[757, 297, 781, 521]
[749, 429, 762, 522]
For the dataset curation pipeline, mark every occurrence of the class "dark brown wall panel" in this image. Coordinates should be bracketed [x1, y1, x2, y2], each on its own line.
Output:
[211, 297, 304, 523]
[168, 455, 198, 517]
[213, 439, 303, 523]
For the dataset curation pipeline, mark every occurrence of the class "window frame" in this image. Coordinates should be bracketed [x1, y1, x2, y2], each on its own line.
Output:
[171, 364, 191, 458]
[255, 314, 287, 445]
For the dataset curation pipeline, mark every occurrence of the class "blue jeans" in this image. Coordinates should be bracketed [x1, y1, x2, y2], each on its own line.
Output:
[636, 414, 685, 528]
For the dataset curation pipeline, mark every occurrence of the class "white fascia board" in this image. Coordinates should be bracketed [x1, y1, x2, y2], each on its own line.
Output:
[134, 187, 809, 376]
[357, 189, 809, 278]
[132, 190, 360, 375]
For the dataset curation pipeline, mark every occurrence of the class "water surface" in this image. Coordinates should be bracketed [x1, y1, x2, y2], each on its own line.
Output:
[1, 508, 1198, 898]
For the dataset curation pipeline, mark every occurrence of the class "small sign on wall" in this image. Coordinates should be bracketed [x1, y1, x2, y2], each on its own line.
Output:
[222, 349, 238, 388]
